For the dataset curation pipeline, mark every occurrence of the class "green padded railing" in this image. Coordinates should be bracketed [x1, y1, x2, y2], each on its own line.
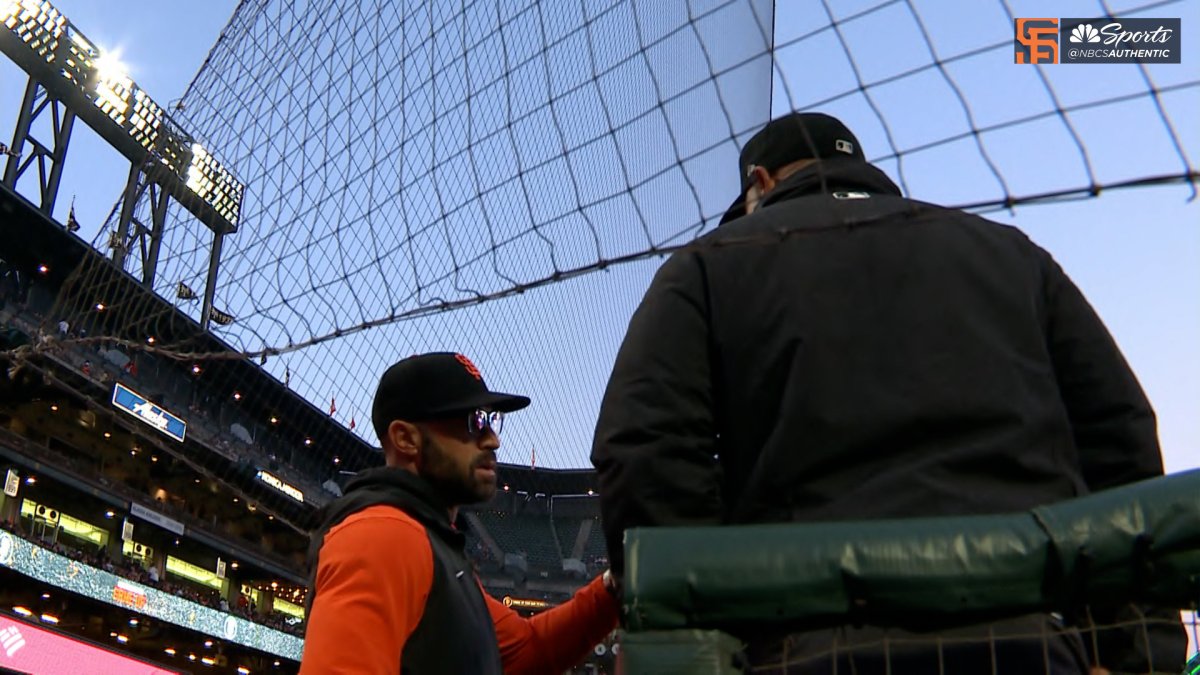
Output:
[623, 469, 1200, 634]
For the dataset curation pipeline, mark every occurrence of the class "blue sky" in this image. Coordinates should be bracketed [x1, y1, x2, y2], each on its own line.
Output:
[1, 0, 1196, 477]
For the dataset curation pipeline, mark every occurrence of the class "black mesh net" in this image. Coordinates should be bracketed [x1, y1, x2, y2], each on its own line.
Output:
[9, 0, 1199, 481]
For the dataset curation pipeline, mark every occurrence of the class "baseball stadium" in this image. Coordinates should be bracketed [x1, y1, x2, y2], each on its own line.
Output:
[0, 0, 1198, 673]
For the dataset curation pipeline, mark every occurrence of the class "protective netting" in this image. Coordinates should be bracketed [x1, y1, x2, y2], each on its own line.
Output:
[21, 0, 1200, 475]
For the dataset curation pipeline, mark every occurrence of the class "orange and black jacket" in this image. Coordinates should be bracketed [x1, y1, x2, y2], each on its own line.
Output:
[300, 467, 618, 674]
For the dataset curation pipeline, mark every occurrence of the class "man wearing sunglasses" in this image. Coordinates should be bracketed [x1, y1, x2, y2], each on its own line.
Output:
[301, 352, 619, 674]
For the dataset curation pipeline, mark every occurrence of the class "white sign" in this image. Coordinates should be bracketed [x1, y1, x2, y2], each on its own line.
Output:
[129, 502, 185, 536]
[256, 470, 305, 503]
[3, 469, 18, 498]
[121, 518, 134, 542]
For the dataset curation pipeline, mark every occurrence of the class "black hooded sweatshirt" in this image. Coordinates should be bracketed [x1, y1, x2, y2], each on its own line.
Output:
[305, 467, 502, 674]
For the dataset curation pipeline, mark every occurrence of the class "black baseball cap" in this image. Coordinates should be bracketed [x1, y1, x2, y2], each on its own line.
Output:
[720, 112, 866, 225]
[371, 352, 531, 441]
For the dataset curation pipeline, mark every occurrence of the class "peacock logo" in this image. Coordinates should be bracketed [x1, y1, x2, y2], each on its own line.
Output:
[1069, 23, 1101, 42]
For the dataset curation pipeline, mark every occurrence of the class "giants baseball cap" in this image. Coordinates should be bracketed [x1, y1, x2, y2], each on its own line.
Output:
[371, 352, 530, 440]
[720, 112, 866, 225]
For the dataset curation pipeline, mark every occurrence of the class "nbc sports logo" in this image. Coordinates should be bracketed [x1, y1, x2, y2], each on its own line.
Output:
[1069, 23, 1101, 42]
[0, 625, 25, 658]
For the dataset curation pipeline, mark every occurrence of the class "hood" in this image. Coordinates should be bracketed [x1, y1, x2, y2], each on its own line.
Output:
[314, 466, 461, 544]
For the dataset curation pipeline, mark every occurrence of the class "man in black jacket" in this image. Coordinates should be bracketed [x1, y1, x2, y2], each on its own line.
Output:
[591, 112, 1183, 673]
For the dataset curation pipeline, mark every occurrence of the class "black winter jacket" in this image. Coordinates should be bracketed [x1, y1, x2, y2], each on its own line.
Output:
[591, 159, 1180, 671]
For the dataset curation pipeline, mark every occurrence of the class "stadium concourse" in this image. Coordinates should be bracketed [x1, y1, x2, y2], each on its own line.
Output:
[0, 189, 617, 671]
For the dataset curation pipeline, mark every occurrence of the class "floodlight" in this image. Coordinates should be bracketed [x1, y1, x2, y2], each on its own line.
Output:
[129, 88, 161, 151]
[92, 51, 132, 124]
[4, 0, 65, 64]
[185, 142, 244, 228]
[2, 0, 245, 233]
[59, 25, 94, 86]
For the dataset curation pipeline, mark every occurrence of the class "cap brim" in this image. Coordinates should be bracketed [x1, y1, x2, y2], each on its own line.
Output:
[479, 390, 531, 413]
[719, 191, 748, 226]
[437, 390, 531, 415]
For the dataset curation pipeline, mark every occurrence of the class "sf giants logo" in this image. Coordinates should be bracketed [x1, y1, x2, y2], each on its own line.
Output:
[455, 354, 483, 381]
[1015, 18, 1059, 63]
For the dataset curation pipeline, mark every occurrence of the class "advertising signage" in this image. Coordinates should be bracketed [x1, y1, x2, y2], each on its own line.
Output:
[255, 469, 305, 503]
[0, 532, 302, 661]
[0, 613, 181, 675]
[111, 383, 187, 443]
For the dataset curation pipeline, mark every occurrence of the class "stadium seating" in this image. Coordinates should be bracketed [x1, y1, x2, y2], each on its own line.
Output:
[472, 508, 562, 570]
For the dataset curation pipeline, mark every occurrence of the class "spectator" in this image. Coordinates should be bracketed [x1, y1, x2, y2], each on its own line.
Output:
[57, 318, 68, 338]
[81, 360, 91, 377]
[147, 564, 159, 583]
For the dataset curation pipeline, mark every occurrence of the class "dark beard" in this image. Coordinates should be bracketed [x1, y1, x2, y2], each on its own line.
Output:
[420, 436, 495, 506]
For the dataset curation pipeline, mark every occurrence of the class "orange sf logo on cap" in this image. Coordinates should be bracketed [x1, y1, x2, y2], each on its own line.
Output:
[455, 354, 483, 381]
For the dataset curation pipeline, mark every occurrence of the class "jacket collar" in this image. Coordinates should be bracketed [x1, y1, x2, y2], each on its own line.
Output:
[759, 158, 902, 209]
[721, 159, 902, 225]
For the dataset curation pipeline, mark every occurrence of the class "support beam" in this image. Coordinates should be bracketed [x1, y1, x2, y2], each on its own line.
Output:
[3, 77, 76, 216]
[112, 160, 172, 287]
[142, 183, 170, 289]
[200, 231, 225, 331]
[112, 161, 144, 270]
[2, 78, 37, 188]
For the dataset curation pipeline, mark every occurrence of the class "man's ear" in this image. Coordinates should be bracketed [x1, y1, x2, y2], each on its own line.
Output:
[745, 165, 777, 215]
[386, 419, 422, 466]
[750, 165, 776, 195]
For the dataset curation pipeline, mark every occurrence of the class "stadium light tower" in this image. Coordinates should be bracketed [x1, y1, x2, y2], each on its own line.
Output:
[1, 0, 244, 329]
